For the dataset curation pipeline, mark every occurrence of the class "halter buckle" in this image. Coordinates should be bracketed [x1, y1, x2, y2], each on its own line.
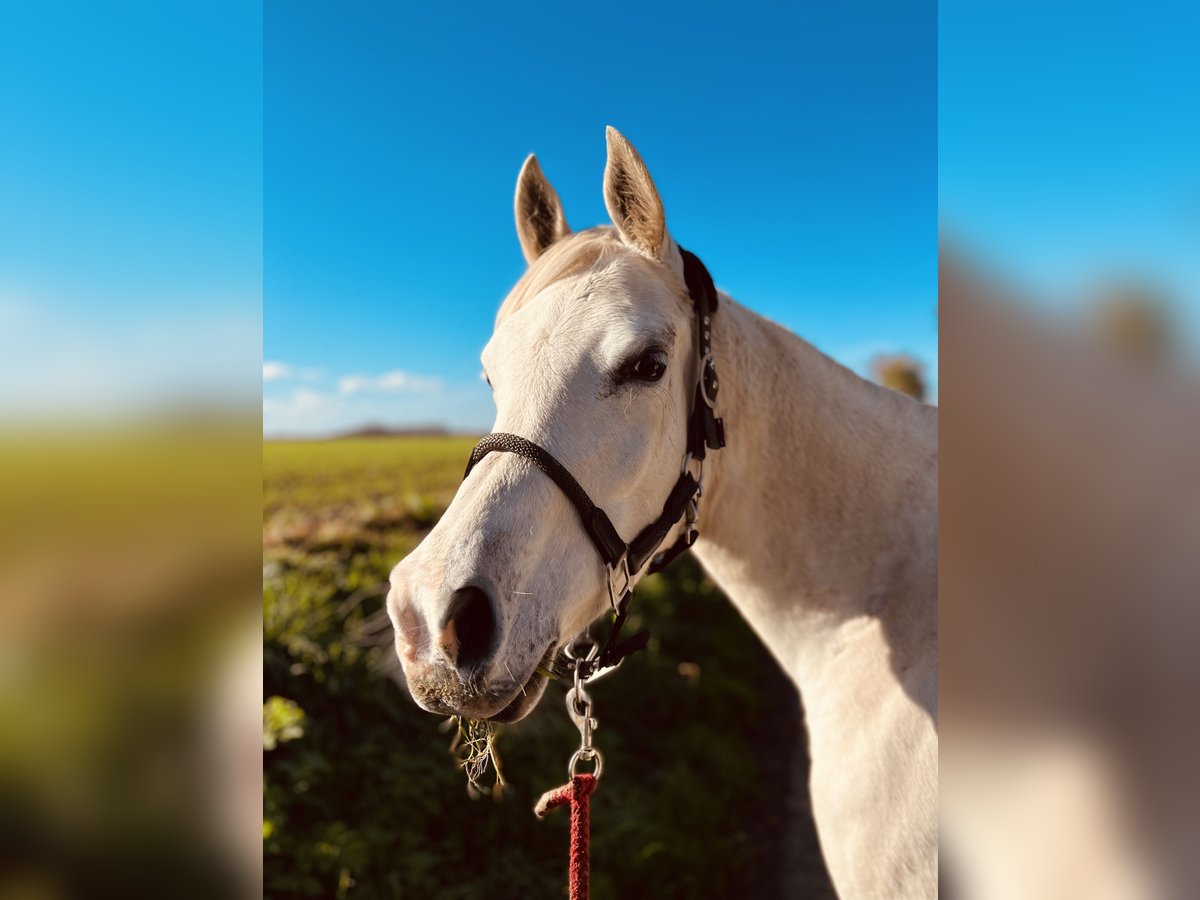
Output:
[682, 451, 705, 489]
[606, 556, 632, 610]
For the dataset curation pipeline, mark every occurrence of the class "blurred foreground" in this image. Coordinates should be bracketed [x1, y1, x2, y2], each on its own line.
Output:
[940, 251, 1200, 898]
[0, 420, 263, 899]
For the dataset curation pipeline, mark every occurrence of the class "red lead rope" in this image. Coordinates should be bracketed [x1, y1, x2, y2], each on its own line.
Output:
[535, 774, 598, 900]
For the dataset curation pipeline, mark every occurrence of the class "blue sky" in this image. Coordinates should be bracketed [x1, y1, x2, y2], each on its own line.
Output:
[263, 0, 937, 434]
[940, 1, 1200, 345]
[0, 0, 261, 419]
[5, 2, 1195, 433]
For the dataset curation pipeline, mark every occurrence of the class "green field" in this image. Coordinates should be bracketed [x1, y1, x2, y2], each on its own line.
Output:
[264, 436, 832, 899]
[265, 436, 477, 543]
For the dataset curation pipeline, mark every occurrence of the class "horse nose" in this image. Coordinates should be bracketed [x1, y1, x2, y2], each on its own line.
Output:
[438, 586, 498, 676]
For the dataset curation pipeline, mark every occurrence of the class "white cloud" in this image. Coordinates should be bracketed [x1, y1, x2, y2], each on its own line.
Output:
[289, 388, 330, 413]
[262, 368, 460, 436]
[261, 387, 336, 429]
[263, 361, 294, 382]
[337, 370, 442, 395]
[263, 361, 323, 383]
[262, 380, 492, 437]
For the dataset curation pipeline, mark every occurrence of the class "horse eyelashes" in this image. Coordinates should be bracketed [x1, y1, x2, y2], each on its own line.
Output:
[613, 347, 669, 386]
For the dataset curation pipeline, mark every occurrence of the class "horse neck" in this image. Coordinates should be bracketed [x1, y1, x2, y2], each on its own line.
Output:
[692, 296, 938, 686]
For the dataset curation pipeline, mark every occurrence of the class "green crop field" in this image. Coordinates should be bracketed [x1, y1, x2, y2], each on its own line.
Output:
[264, 436, 832, 899]
[265, 435, 478, 523]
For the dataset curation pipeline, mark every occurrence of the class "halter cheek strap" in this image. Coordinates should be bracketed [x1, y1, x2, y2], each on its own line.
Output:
[462, 245, 726, 677]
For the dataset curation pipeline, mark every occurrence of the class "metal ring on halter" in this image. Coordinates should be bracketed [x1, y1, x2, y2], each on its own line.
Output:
[569, 748, 603, 779]
[563, 633, 599, 664]
[699, 354, 719, 408]
[581, 655, 624, 684]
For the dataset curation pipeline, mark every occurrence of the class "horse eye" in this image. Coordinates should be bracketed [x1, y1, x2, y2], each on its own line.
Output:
[629, 351, 667, 383]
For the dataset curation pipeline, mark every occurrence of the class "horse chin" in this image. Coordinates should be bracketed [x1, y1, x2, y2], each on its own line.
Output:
[485, 669, 550, 723]
[482, 641, 558, 722]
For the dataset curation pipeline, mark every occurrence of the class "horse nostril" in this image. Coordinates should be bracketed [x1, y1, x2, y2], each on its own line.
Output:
[439, 586, 497, 676]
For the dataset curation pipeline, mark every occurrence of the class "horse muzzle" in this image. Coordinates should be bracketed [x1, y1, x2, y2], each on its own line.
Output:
[389, 570, 558, 721]
[401, 648, 555, 723]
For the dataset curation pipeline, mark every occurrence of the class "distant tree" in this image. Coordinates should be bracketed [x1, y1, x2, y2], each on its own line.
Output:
[1089, 284, 1173, 363]
[871, 354, 927, 401]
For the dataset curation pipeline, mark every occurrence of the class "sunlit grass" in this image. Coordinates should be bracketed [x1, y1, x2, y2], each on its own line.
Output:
[264, 435, 478, 518]
[264, 433, 826, 899]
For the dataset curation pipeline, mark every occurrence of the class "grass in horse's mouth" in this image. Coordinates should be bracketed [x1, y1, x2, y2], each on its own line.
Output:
[449, 716, 505, 797]
[448, 646, 569, 795]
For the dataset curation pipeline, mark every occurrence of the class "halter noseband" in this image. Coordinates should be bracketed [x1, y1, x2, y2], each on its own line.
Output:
[462, 246, 726, 679]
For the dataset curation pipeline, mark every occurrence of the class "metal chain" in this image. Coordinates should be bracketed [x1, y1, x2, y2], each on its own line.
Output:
[563, 642, 603, 780]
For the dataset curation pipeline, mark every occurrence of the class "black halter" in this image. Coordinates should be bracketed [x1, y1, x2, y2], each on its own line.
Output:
[463, 246, 726, 678]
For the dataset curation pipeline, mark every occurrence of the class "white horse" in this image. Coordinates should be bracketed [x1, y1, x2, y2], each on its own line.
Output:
[387, 127, 938, 898]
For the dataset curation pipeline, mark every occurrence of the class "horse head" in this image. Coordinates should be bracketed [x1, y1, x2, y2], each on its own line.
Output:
[387, 128, 703, 721]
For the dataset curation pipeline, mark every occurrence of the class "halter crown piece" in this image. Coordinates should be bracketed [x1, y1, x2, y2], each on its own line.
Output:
[462, 245, 725, 681]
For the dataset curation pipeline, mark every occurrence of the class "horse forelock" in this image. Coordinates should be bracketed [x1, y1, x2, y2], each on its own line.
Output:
[497, 227, 685, 326]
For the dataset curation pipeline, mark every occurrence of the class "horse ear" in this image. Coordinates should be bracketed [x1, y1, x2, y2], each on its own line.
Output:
[514, 154, 570, 264]
[603, 126, 667, 260]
